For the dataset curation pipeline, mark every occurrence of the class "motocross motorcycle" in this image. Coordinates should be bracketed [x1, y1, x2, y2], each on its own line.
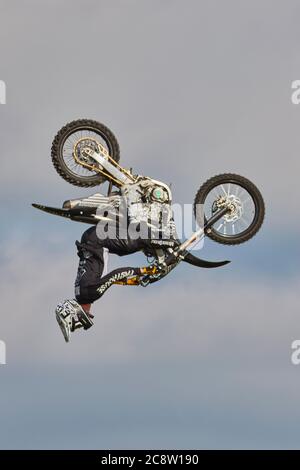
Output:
[32, 119, 265, 286]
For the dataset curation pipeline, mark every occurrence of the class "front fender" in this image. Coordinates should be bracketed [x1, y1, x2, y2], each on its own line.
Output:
[183, 252, 230, 268]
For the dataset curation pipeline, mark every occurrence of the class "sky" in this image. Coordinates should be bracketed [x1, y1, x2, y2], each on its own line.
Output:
[0, 0, 300, 449]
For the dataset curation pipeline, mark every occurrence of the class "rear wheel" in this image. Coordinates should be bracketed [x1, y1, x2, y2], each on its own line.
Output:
[193, 173, 265, 245]
[51, 119, 120, 187]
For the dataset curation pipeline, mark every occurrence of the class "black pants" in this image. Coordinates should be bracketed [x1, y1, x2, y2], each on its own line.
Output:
[74, 226, 176, 304]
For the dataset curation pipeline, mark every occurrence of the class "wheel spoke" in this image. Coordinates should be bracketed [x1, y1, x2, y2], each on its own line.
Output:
[221, 185, 227, 196]
[235, 185, 240, 196]
[61, 130, 107, 177]
[202, 181, 257, 237]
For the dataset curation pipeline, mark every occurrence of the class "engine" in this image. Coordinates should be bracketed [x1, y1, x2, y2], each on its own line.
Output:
[121, 177, 175, 237]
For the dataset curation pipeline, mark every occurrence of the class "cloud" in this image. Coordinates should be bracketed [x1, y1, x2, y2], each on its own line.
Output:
[0, 237, 298, 369]
[0, 0, 299, 227]
[0, 221, 300, 448]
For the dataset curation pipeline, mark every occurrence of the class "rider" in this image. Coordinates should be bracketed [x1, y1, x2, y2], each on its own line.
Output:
[55, 193, 178, 342]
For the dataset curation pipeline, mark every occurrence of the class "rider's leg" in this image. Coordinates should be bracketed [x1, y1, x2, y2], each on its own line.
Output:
[75, 227, 142, 305]
[74, 227, 108, 310]
[56, 227, 143, 341]
[55, 227, 106, 341]
[88, 265, 142, 300]
[55, 226, 177, 341]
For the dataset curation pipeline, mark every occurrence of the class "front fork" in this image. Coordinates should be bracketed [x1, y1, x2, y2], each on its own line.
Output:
[163, 206, 230, 267]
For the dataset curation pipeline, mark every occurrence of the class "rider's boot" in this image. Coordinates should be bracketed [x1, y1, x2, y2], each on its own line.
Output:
[79, 303, 94, 318]
[55, 299, 94, 342]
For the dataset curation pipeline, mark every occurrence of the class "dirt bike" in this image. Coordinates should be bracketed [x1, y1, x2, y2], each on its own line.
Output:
[32, 119, 265, 287]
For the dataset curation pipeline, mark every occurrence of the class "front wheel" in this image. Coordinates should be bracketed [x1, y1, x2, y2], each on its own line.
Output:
[193, 173, 265, 245]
